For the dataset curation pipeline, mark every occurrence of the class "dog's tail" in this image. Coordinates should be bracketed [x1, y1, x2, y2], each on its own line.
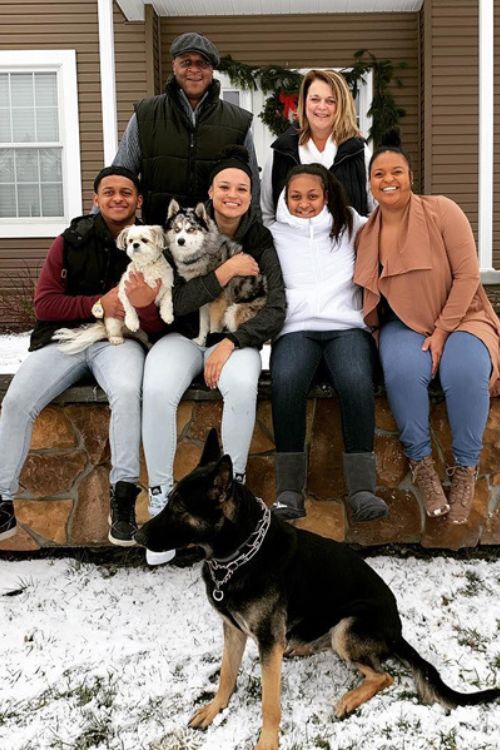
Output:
[394, 637, 500, 708]
[52, 323, 107, 354]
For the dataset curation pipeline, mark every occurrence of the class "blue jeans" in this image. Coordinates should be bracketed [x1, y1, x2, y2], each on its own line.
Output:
[379, 320, 491, 465]
[142, 333, 262, 489]
[0, 340, 145, 500]
[271, 329, 378, 453]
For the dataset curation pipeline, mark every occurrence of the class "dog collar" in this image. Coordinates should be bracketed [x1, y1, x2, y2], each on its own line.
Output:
[207, 497, 271, 602]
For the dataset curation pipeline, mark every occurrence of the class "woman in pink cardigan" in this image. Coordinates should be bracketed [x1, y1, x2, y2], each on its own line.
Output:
[354, 137, 500, 525]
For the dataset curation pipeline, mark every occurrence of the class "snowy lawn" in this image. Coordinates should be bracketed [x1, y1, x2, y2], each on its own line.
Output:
[0, 551, 498, 750]
[0, 333, 30, 374]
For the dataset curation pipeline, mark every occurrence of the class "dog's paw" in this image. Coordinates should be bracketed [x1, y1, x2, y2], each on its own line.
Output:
[124, 316, 140, 332]
[255, 729, 279, 750]
[335, 690, 362, 719]
[109, 336, 124, 345]
[192, 335, 207, 346]
[161, 312, 174, 325]
[189, 700, 225, 730]
[284, 642, 313, 658]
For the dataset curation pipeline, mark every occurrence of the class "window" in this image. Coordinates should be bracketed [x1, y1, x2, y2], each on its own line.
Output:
[218, 68, 373, 171]
[0, 50, 82, 238]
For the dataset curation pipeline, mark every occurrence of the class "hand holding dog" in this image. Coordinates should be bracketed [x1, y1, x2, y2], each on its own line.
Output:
[204, 338, 235, 389]
[101, 288, 125, 319]
[216, 253, 260, 287]
[124, 272, 162, 308]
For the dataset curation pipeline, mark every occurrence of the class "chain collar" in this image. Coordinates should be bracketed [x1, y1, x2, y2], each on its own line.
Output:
[207, 497, 271, 602]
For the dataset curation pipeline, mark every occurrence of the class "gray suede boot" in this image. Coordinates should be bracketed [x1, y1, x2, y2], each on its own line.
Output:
[342, 453, 388, 522]
[272, 452, 307, 520]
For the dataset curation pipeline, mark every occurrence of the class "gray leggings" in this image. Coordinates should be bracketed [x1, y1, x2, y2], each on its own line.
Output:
[142, 333, 262, 489]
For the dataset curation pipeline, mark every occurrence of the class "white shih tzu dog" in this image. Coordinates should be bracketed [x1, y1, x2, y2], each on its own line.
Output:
[53, 225, 174, 354]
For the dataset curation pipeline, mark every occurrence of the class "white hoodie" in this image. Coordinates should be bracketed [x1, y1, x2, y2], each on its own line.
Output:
[270, 193, 369, 339]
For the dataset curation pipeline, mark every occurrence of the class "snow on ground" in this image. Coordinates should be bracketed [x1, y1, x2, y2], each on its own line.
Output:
[0, 333, 30, 374]
[0, 553, 499, 750]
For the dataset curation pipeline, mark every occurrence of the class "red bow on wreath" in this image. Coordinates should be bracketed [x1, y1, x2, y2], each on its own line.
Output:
[278, 90, 299, 122]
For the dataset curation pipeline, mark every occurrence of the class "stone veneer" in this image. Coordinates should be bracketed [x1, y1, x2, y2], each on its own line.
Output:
[0, 375, 499, 553]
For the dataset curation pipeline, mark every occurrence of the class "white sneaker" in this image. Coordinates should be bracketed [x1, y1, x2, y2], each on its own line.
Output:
[148, 484, 171, 517]
[146, 547, 176, 565]
[146, 484, 176, 566]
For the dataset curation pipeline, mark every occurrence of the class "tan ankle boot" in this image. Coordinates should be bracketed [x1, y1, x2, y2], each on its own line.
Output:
[409, 456, 450, 518]
[446, 465, 478, 525]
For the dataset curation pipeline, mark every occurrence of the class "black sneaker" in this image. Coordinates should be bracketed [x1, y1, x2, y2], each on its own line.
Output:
[0, 498, 17, 541]
[108, 482, 140, 547]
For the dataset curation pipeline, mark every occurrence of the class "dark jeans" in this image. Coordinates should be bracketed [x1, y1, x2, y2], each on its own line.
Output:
[271, 329, 378, 453]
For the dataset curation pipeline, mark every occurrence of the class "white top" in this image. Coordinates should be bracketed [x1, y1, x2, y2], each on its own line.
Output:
[261, 136, 375, 227]
[270, 194, 369, 339]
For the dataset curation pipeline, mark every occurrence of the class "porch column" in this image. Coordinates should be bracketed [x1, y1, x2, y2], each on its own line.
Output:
[478, 0, 494, 273]
[98, 0, 118, 164]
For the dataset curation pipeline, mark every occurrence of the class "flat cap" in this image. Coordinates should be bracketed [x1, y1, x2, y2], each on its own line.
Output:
[170, 32, 220, 68]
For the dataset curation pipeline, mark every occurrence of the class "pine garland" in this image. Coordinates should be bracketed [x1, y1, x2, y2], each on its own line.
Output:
[218, 50, 406, 144]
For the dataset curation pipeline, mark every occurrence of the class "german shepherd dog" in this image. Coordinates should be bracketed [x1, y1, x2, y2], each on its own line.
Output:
[165, 199, 267, 345]
[135, 430, 500, 750]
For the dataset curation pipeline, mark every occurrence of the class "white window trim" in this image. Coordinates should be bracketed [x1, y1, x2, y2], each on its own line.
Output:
[98, 0, 118, 164]
[478, 0, 498, 277]
[0, 49, 82, 238]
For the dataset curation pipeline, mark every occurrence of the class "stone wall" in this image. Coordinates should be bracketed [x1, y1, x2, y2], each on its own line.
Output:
[1, 379, 499, 552]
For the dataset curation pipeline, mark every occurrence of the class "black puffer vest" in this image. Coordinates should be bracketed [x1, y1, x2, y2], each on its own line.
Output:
[271, 127, 369, 216]
[135, 79, 253, 224]
[29, 214, 130, 351]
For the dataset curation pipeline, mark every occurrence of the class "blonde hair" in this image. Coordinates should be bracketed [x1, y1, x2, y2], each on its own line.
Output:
[297, 69, 359, 147]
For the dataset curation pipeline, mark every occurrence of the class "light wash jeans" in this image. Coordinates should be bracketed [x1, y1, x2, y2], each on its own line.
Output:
[379, 320, 491, 466]
[0, 339, 145, 500]
[142, 332, 262, 489]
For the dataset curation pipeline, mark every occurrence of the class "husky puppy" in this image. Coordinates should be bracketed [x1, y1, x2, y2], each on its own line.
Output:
[54, 225, 174, 354]
[165, 199, 267, 345]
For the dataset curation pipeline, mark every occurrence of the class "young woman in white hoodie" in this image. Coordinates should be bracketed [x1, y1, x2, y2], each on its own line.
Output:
[270, 163, 387, 523]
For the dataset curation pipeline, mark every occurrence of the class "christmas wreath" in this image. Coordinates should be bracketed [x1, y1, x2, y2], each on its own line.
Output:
[218, 50, 406, 144]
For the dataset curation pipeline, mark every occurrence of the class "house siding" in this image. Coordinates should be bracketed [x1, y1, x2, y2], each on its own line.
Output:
[114, 2, 147, 146]
[0, 0, 103, 320]
[160, 12, 420, 186]
[494, 1, 500, 269]
[0, 1, 150, 326]
[421, 1, 483, 251]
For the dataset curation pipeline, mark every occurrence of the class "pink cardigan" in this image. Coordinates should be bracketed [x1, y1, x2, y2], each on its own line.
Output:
[354, 194, 500, 392]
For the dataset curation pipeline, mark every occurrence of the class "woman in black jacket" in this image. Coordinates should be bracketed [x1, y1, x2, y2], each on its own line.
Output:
[141, 147, 286, 562]
[261, 68, 373, 225]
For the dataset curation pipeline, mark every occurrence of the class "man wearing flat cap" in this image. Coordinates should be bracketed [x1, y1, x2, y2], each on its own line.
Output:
[113, 31, 260, 224]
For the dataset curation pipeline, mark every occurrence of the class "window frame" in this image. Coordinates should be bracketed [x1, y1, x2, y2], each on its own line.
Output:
[0, 49, 82, 238]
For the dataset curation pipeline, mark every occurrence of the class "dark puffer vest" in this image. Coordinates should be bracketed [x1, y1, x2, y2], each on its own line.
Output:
[270, 126, 369, 216]
[135, 79, 253, 224]
[29, 214, 130, 351]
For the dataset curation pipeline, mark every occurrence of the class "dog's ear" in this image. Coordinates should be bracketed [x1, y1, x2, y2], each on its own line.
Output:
[150, 225, 166, 248]
[211, 455, 233, 504]
[116, 227, 129, 251]
[167, 199, 180, 219]
[199, 428, 221, 466]
[194, 202, 209, 224]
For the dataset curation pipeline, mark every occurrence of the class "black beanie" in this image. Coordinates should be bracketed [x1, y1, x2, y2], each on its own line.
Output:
[209, 145, 253, 187]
